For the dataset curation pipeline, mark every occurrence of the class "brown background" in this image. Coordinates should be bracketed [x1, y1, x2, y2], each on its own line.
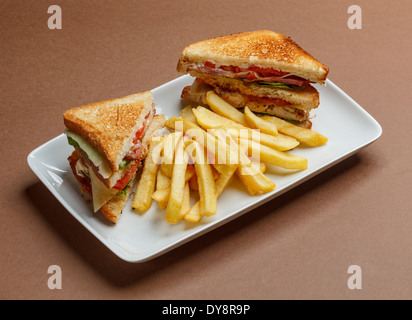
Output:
[1, 0, 411, 300]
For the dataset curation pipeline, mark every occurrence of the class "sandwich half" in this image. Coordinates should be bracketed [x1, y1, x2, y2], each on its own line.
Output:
[177, 30, 329, 128]
[63, 91, 165, 223]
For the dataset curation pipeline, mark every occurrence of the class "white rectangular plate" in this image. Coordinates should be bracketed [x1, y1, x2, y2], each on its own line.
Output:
[27, 75, 382, 263]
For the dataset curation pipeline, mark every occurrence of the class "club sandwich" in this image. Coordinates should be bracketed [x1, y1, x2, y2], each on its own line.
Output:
[177, 30, 329, 128]
[63, 91, 165, 223]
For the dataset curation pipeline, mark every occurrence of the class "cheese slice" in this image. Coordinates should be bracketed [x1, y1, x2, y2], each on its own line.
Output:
[87, 164, 118, 212]
[65, 129, 113, 179]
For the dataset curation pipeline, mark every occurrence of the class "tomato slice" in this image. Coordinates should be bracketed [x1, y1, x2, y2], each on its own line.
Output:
[204, 61, 216, 68]
[133, 127, 145, 144]
[246, 73, 257, 81]
[247, 66, 288, 77]
[113, 161, 139, 191]
[219, 65, 241, 73]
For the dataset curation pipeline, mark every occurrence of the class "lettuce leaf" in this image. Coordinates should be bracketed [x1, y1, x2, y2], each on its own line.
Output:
[67, 136, 91, 161]
[118, 174, 137, 196]
[257, 82, 304, 91]
[120, 159, 132, 169]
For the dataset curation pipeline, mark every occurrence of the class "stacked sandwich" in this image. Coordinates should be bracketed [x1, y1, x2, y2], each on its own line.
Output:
[177, 30, 329, 129]
[64, 91, 165, 223]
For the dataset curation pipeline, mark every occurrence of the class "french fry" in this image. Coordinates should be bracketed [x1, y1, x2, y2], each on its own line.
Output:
[152, 185, 171, 210]
[210, 165, 220, 180]
[234, 136, 276, 196]
[192, 141, 217, 217]
[156, 168, 170, 191]
[184, 202, 202, 223]
[179, 183, 191, 219]
[165, 117, 238, 174]
[235, 137, 265, 173]
[193, 107, 244, 130]
[213, 164, 237, 197]
[206, 91, 248, 126]
[193, 107, 299, 151]
[185, 165, 237, 223]
[165, 138, 189, 224]
[244, 106, 278, 136]
[132, 137, 164, 212]
[236, 167, 261, 196]
[180, 105, 197, 124]
[185, 164, 196, 182]
[212, 129, 276, 195]
[239, 139, 308, 170]
[235, 156, 276, 196]
[249, 156, 266, 174]
[235, 165, 276, 196]
[160, 131, 183, 178]
[260, 115, 328, 147]
[227, 126, 298, 152]
[153, 154, 182, 211]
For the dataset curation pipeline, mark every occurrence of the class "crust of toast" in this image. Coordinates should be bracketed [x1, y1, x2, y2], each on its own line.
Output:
[177, 31, 328, 84]
[64, 91, 155, 173]
[99, 180, 136, 224]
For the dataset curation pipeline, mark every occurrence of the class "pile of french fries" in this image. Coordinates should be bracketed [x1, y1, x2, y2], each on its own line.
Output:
[132, 91, 328, 224]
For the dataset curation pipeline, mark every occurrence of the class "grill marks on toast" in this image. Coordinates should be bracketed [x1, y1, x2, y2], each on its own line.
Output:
[63, 91, 154, 173]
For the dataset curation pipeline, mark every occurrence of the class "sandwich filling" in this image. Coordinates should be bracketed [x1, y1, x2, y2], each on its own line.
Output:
[184, 79, 310, 122]
[65, 110, 155, 211]
[187, 61, 312, 90]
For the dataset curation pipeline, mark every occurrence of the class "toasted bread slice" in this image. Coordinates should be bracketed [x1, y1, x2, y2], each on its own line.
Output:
[177, 30, 328, 84]
[64, 91, 155, 173]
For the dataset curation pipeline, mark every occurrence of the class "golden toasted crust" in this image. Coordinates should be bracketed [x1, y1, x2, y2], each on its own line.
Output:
[63, 92, 155, 173]
[99, 179, 136, 224]
[177, 30, 329, 84]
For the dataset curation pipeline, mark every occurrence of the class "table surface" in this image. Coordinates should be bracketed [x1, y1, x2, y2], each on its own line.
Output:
[2, 0, 411, 300]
